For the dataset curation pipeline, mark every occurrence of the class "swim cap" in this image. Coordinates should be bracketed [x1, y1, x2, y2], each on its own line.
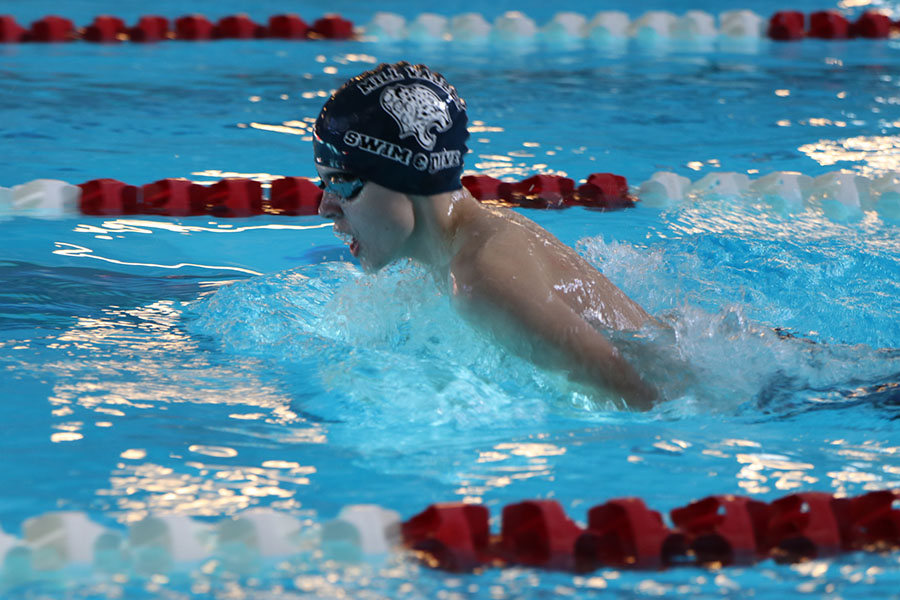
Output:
[313, 62, 469, 195]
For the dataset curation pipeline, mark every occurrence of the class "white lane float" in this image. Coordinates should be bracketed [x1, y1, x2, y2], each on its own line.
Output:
[407, 13, 448, 43]
[128, 514, 213, 575]
[871, 173, 900, 220]
[541, 12, 587, 45]
[628, 11, 678, 41]
[450, 13, 492, 43]
[492, 11, 538, 43]
[23, 512, 108, 568]
[0, 186, 10, 213]
[748, 171, 813, 214]
[211, 509, 305, 575]
[364, 12, 407, 41]
[8, 179, 80, 218]
[0, 527, 30, 588]
[637, 172, 692, 206]
[320, 504, 401, 563]
[689, 172, 751, 197]
[719, 10, 766, 38]
[806, 171, 868, 221]
[672, 11, 717, 39]
[587, 11, 630, 43]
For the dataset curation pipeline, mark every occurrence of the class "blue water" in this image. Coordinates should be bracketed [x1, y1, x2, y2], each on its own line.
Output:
[2, 0, 900, 598]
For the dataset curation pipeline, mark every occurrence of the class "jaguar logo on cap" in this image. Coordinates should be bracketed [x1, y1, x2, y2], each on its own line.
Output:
[379, 83, 452, 151]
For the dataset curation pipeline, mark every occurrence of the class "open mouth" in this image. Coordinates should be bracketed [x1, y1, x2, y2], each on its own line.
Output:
[335, 230, 360, 257]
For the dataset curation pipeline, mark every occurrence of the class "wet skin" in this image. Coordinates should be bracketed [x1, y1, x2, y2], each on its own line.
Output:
[317, 167, 658, 410]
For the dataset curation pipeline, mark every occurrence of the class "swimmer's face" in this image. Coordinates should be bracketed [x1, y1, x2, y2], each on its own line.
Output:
[317, 166, 416, 272]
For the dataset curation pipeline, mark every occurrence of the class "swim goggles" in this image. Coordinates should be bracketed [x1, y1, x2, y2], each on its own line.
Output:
[318, 172, 366, 201]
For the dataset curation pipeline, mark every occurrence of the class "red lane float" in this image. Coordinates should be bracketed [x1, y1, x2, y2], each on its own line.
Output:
[576, 497, 684, 570]
[462, 173, 635, 210]
[26, 15, 75, 42]
[401, 503, 492, 571]
[0, 15, 27, 42]
[500, 500, 584, 570]
[833, 490, 900, 551]
[670, 494, 770, 565]
[83, 15, 128, 43]
[174, 15, 214, 40]
[205, 179, 263, 217]
[78, 179, 139, 215]
[141, 178, 206, 216]
[213, 15, 264, 39]
[808, 11, 850, 39]
[269, 177, 323, 215]
[128, 16, 170, 42]
[767, 11, 805, 40]
[267, 14, 310, 39]
[851, 12, 892, 38]
[402, 489, 900, 574]
[767, 492, 843, 561]
[311, 15, 355, 39]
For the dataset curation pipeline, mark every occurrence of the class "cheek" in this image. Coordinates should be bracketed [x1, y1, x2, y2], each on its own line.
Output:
[364, 195, 414, 240]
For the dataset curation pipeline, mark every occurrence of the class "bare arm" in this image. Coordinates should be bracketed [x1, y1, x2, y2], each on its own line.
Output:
[449, 260, 658, 411]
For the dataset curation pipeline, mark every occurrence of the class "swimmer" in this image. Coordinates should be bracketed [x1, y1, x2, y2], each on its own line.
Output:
[314, 62, 658, 410]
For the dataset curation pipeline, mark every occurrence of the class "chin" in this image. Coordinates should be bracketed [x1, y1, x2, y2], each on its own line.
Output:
[357, 254, 384, 273]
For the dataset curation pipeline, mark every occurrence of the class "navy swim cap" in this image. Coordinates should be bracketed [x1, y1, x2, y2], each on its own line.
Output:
[314, 62, 469, 195]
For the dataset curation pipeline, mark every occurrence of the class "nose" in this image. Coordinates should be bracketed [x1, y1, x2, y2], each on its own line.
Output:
[318, 191, 343, 219]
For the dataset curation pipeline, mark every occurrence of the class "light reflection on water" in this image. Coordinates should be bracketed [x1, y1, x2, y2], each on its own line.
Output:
[799, 135, 900, 175]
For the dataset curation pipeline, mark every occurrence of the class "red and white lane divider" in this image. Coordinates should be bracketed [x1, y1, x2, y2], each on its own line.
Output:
[1, 10, 897, 44]
[2, 170, 898, 220]
[0, 490, 897, 583]
[0, 173, 636, 219]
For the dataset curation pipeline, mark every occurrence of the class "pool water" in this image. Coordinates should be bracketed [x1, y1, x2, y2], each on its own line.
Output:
[2, 0, 900, 598]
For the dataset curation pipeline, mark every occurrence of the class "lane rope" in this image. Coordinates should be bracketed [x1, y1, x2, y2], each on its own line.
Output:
[2, 170, 898, 221]
[0, 490, 897, 582]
